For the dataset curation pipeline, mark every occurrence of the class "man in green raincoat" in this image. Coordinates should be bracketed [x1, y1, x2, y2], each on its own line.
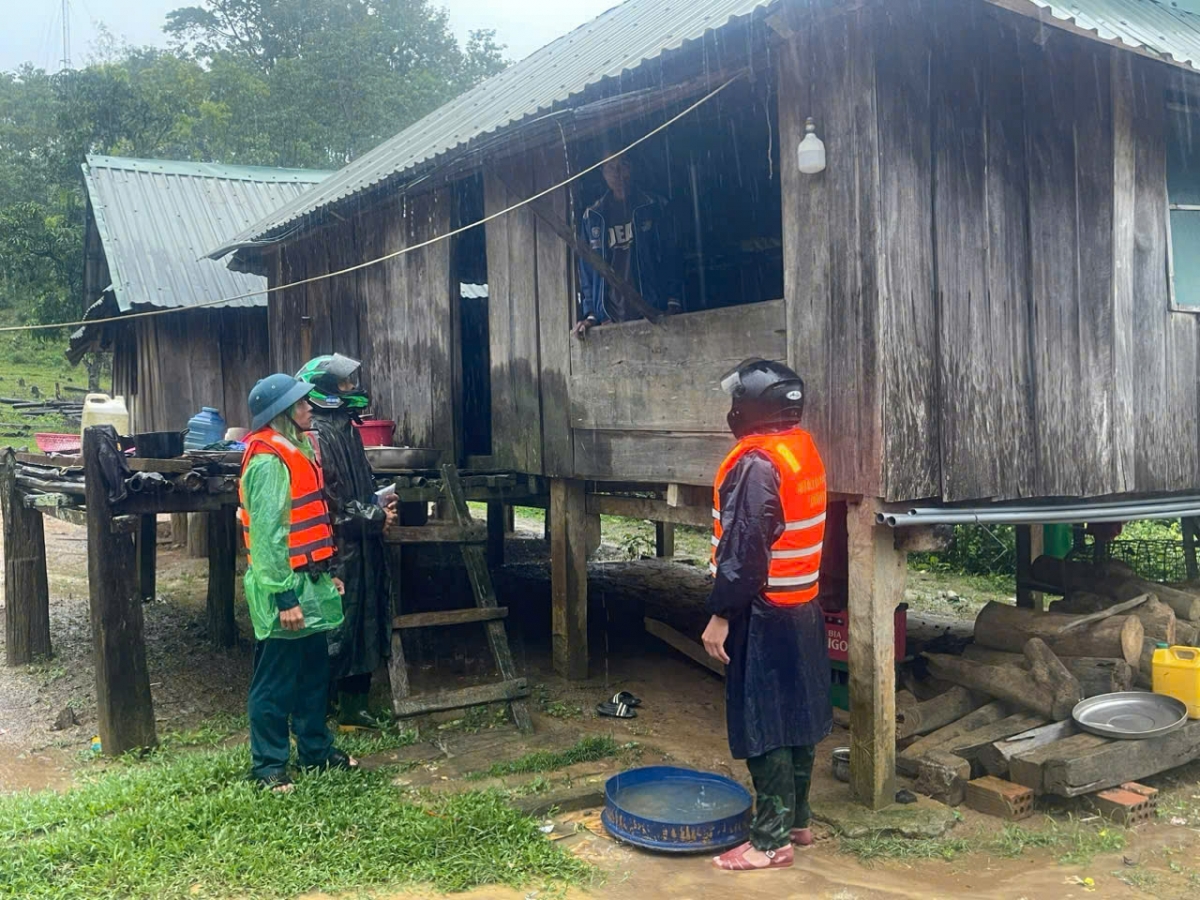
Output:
[240, 373, 359, 791]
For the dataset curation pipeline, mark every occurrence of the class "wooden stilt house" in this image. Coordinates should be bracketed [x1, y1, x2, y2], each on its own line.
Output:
[210, 0, 1200, 808]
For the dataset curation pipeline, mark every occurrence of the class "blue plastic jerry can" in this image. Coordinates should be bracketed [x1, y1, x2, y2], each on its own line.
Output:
[185, 407, 227, 451]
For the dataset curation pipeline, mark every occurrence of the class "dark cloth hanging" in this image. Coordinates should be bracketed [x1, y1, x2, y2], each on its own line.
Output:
[308, 407, 392, 681]
[707, 450, 832, 760]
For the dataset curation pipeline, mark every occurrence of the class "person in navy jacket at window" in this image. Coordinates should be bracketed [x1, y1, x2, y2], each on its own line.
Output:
[574, 155, 684, 338]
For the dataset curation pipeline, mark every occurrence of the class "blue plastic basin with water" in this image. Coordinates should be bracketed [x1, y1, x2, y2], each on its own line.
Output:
[601, 766, 752, 853]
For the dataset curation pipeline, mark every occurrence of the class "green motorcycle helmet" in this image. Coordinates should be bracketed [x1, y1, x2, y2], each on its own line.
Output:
[296, 354, 368, 410]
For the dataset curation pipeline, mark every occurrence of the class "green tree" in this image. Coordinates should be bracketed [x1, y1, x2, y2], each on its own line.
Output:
[0, 0, 508, 333]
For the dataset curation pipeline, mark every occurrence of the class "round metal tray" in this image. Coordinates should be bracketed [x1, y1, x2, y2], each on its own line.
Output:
[602, 766, 752, 854]
[1072, 692, 1188, 740]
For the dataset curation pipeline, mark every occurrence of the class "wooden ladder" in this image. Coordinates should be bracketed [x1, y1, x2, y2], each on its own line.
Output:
[386, 463, 532, 732]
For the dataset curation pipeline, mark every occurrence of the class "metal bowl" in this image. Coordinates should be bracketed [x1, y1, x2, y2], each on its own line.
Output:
[1072, 692, 1188, 740]
[364, 446, 440, 471]
[831, 747, 851, 783]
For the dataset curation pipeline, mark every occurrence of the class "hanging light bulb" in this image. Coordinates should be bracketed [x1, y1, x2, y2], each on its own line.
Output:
[797, 117, 826, 175]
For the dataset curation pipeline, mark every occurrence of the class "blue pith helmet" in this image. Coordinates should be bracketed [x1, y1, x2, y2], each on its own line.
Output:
[248, 374, 314, 431]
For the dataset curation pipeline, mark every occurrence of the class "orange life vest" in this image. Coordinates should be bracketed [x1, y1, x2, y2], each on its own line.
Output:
[710, 428, 827, 605]
[238, 428, 335, 571]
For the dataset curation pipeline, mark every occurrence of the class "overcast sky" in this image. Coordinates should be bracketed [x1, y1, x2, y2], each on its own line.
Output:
[0, 0, 620, 73]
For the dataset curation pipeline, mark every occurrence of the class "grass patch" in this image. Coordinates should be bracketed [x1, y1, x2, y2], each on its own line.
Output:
[0, 742, 589, 899]
[1051, 819, 1126, 866]
[990, 822, 1063, 857]
[839, 834, 972, 863]
[468, 736, 621, 781]
[838, 817, 1126, 867]
[157, 713, 250, 750]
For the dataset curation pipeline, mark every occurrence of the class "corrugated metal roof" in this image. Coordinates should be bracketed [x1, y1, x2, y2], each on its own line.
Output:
[220, 0, 1200, 253]
[1022, 0, 1200, 69]
[219, 0, 778, 248]
[85, 155, 333, 310]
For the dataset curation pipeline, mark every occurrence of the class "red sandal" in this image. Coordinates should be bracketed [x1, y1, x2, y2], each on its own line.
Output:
[790, 827, 813, 847]
[712, 841, 794, 871]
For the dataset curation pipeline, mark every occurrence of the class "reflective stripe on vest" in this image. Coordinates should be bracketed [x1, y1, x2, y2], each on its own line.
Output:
[710, 428, 827, 606]
[237, 428, 336, 571]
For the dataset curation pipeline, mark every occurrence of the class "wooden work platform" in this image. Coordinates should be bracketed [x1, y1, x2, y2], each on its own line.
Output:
[2, 433, 553, 756]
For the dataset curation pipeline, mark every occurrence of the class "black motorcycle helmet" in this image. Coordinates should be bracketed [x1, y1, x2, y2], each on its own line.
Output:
[721, 358, 806, 439]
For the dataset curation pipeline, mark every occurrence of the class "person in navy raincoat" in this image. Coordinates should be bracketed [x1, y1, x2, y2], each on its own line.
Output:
[703, 359, 833, 872]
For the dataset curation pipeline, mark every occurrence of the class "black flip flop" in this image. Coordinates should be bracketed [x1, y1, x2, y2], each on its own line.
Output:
[597, 700, 637, 719]
[611, 691, 643, 708]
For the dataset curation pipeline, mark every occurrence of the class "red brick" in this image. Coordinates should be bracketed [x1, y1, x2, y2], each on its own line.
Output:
[1092, 788, 1155, 827]
[966, 776, 1034, 821]
[1120, 782, 1159, 812]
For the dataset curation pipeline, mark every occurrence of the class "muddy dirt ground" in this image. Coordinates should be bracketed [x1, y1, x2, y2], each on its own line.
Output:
[4, 518, 1200, 898]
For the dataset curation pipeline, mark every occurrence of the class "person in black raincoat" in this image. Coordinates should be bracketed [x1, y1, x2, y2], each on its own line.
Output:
[703, 359, 832, 872]
[297, 354, 397, 730]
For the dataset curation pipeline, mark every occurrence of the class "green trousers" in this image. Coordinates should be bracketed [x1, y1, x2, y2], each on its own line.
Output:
[745, 745, 816, 851]
[248, 632, 334, 779]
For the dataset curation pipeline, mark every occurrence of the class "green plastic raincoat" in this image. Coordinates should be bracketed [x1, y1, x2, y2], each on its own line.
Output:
[241, 416, 344, 641]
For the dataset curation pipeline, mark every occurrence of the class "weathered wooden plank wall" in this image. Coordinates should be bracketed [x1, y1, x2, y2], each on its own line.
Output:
[569, 301, 786, 433]
[534, 145, 575, 478]
[265, 189, 456, 460]
[780, 4, 883, 497]
[779, 0, 1200, 503]
[116, 308, 267, 433]
[1130, 61, 1200, 491]
[875, 1, 940, 503]
[485, 159, 544, 473]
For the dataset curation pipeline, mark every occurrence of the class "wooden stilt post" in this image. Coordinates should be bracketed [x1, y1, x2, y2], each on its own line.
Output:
[83, 427, 156, 755]
[655, 522, 676, 558]
[550, 479, 588, 679]
[1015, 524, 1041, 610]
[2, 450, 51, 666]
[188, 512, 209, 558]
[505, 504, 515, 534]
[206, 504, 238, 647]
[486, 501, 506, 568]
[137, 515, 157, 602]
[171, 513, 189, 548]
[847, 499, 901, 810]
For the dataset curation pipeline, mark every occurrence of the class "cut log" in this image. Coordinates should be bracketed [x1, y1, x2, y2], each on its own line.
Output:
[938, 713, 1050, 770]
[1136, 637, 1158, 689]
[1008, 732, 1110, 794]
[895, 685, 987, 740]
[1029, 721, 1200, 798]
[1051, 592, 1175, 645]
[1032, 556, 1200, 621]
[979, 720, 1078, 778]
[898, 701, 1010, 776]
[924, 639, 1083, 721]
[973, 601, 1143, 667]
[1178, 621, 1200, 647]
[1056, 593, 1150, 634]
[915, 750, 971, 807]
[961, 645, 1134, 697]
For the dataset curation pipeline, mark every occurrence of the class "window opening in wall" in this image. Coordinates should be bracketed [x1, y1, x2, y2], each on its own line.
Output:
[1167, 100, 1200, 311]
[571, 77, 782, 332]
[453, 173, 492, 456]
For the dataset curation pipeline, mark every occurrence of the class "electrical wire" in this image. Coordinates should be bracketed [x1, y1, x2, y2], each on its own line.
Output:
[6, 75, 742, 336]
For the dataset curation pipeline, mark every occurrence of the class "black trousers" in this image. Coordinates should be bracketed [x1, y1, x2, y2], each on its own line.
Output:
[745, 745, 816, 851]
[248, 633, 333, 779]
